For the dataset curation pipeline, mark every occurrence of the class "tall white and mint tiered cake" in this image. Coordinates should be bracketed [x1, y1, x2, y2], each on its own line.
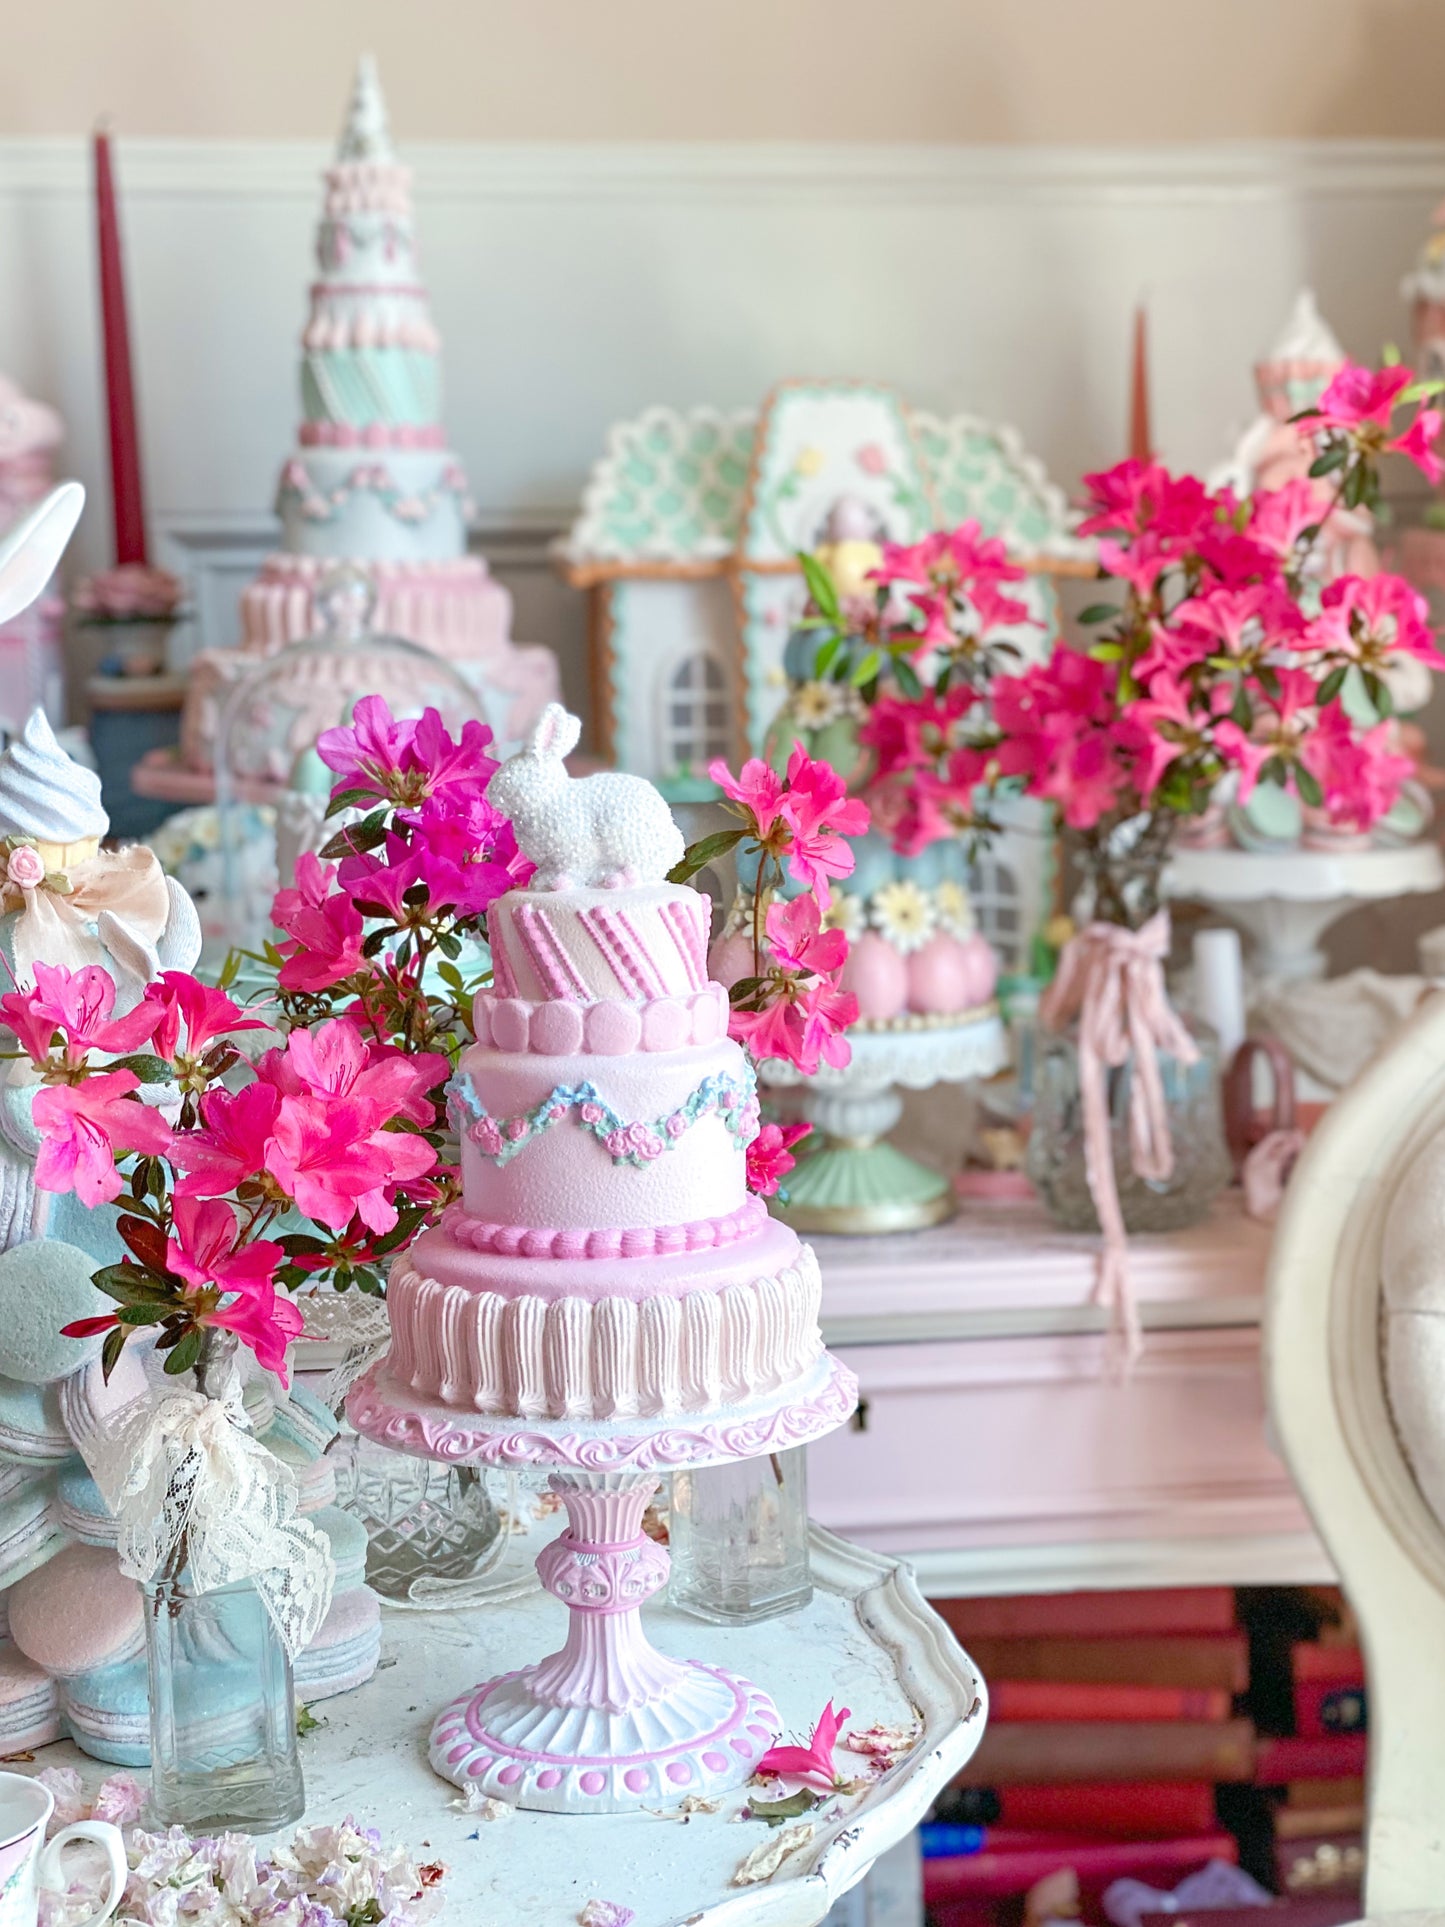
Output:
[172, 56, 558, 770]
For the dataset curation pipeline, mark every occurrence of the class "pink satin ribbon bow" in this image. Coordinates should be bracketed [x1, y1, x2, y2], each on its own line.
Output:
[2, 846, 171, 985]
[1038, 912, 1197, 1361]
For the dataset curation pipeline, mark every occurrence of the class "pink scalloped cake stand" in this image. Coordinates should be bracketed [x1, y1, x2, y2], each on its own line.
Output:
[346, 1350, 857, 1814]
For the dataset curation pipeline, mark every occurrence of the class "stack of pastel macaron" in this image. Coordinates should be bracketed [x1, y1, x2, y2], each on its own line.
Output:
[0, 1251, 383, 1763]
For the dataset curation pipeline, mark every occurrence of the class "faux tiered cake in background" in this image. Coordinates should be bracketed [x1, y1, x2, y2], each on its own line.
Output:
[174, 54, 558, 767]
[384, 707, 827, 1425]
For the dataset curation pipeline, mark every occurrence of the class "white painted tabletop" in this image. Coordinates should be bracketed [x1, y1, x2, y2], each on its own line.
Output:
[29, 1528, 984, 1927]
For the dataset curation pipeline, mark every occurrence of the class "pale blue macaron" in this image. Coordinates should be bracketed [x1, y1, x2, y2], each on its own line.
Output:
[312, 1507, 368, 1594]
[268, 1385, 340, 1457]
[0, 1376, 76, 1464]
[295, 1587, 381, 1703]
[60, 1658, 150, 1767]
[0, 1476, 66, 1591]
[56, 1468, 118, 1549]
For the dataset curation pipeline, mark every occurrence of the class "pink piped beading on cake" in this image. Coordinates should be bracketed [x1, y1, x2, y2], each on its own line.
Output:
[487, 886, 712, 1005]
[239, 553, 512, 659]
[473, 981, 728, 1056]
[384, 1237, 823, 1420]
[300, 421, 446, 449]
[444, 1193, 765, 1261]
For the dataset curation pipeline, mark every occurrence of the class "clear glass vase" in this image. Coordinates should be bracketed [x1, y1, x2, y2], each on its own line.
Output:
[144, 1572, 305, 1832]
[1026, 1012, 1231, 1233]
[668, 1448, 812, 1625]
[332, 1433, 503, 1603]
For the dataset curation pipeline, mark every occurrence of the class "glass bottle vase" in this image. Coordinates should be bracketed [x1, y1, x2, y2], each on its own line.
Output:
[668, 1447, 812, 1625]
[144, 1572, 305, 1832]
[1026, 1012, 1231, 1234]
[332, 1433, 503, 1603]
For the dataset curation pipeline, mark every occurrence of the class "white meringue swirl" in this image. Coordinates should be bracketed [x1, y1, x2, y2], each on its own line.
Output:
[0, 707, 108, 843]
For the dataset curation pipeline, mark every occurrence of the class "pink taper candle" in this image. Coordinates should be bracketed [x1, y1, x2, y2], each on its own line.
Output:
[1129, 303, 1153, 467]
[93, 124, 148, 567]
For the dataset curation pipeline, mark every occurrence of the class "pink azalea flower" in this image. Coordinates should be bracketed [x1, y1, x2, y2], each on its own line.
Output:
[1, 961, 164, 1070]
[319, 697, 499, 812]
[165, 1196, 283, 1300]
[765, 894, 848, 978]
[1313, 571, 1442, 666]
[266, 1094, 436, 1234]
[1249, 478, 1328, 557]
[745, 1119, 811, 1197]
[172, 1081, 283, 1199]
[208, 1285, 305, 1384]
[780, 742, 870, 906]
[316, 693, 419, 792]
[144, 971, 269, 1062]
[708, 756, 787, 839]
[1390, 406, 1444, 485]
[31, 1071, 172, 1207]
[755, 1701, 853, 1787]
[1315, 361, 1412, 431]
[259, 1018, 448, 1128]
[272, 853, 366, 993]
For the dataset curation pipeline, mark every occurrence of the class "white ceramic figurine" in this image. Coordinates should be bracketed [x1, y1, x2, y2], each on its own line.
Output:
[488, 703, 685, 890]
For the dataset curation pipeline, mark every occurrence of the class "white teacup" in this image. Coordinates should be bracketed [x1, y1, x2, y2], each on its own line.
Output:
[0, 1775, 125, 1927]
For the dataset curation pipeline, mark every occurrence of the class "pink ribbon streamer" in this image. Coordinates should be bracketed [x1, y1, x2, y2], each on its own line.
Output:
[1038, 913, 1197, 1361]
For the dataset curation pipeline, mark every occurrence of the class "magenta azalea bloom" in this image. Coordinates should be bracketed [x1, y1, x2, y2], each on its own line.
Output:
[165, 1195, 283, 1300]
[144, 971, 269, 1062]
[265, 1093, 436, 1235]
[780, 742, 870, 907]
[272, 853, 367, 993]
[708, 755, 787, 839]
[1, 961, 164, 1070]
[209, 1285, 304, 1383]
[31, 1071, 173, 1207]
[318, 696, 498, 811]
[316, 694, 421, 796]
[172, 1081, 283, 1200]
[755, 1701, 853, 1787]
[260, 1017, 448, 1128]
[1316, 361, 1412, 431]
[1390, 406, 1444, 486]
[745, 1120, 811, 1198]
[764, 894, 848, 978]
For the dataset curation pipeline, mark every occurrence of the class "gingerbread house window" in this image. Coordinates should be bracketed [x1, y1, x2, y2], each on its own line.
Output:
[661, 652, 731, 774]
[966, 849, 1023, 968]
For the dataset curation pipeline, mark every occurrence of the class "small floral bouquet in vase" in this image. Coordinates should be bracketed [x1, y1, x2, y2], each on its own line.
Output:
[702, 513, 1035, 1231]
[0, 953, 452, 1828]
[868, 358, 1444, 1339]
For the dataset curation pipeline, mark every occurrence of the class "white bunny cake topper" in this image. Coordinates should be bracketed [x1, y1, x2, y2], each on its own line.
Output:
[488, 704, 685, 891]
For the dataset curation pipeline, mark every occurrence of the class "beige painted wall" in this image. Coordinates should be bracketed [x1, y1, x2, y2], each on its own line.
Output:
[5, 0, 1445, 142]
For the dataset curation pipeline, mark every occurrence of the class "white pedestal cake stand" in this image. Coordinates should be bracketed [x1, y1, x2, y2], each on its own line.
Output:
[1166, 843, 1445, 982]
[761, 1012, 1009, 1233]
[347, 1350, 858, 1815]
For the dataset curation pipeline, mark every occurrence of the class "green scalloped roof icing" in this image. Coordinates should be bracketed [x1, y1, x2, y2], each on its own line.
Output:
[574, 406, 1070, 566]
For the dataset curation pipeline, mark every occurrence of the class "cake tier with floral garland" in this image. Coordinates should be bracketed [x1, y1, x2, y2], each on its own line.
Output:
[160, 55, 557, 786]
[384, 713, 825, 1422]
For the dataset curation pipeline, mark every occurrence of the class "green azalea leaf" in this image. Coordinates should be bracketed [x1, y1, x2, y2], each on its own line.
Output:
[296, 1703, 323, 1737]
[1078, 603, 1119, 626]
[324, 785, 378, 819]
[100, 1327, 128, 1383]
[851, 648, 882, 688]
[814, 633, 845, 678]
[162, 1328, 203, 1377]
[1316, 665, 1348, 707]
[110, 1053, 173, 1084]
[116, 1303, 173, 1326]
[892, 656, 923, 698]
[798, 550, 843, 625]
[666, 829, 746, 884]
[750, 1789, 820, 1827]
[1089, 642, 1124, 662]
[1294, 764, 1324, 808]
[1308, 446, 1347, 478]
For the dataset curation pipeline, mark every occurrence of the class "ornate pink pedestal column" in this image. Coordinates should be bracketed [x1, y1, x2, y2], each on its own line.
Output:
[429, 1473, 781, 1813]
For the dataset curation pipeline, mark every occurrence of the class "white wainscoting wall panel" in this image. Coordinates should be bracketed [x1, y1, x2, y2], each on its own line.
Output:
[1, 135, 1443, 696]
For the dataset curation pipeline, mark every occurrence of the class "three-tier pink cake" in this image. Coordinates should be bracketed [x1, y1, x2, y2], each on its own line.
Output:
[386, 880, 825, 1423]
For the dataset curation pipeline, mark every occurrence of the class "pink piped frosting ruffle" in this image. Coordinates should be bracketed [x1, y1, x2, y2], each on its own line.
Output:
[444, 1194, 765, 1262]
[474, 982, 728, 1057]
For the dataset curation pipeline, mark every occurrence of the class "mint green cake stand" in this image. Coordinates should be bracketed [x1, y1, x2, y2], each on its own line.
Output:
[759, 1010, 1008, 1234]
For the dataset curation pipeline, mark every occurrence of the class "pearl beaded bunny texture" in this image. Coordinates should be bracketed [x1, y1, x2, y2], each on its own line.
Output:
[487, 704, 685, 891]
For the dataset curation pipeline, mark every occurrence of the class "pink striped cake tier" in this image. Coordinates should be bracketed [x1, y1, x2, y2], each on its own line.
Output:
[383, 1211, 823, 1420]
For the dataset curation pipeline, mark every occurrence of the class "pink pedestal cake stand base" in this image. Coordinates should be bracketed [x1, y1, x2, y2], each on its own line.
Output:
[346, 1352, 857, 1814]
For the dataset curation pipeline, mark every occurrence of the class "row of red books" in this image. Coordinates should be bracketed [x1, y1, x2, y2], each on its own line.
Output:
[924, 1586, 1367, 1923]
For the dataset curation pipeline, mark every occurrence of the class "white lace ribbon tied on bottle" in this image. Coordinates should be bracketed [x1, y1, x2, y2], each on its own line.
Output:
[92, 1384, 334, 1658]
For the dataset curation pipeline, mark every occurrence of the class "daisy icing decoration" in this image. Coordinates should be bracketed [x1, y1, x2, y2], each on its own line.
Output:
[821, 891, 866, 942]
[869, 878, 936, 956]
[933, 879, 976, 939]
[790, 680, 848, 729]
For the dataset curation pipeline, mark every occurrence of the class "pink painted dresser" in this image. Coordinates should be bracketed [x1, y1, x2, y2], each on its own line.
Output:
[807, 1197, 1330, 1598]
